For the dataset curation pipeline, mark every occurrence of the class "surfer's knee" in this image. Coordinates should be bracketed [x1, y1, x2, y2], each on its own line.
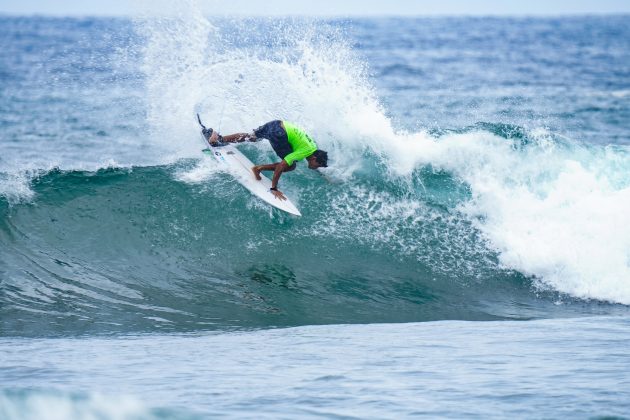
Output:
[283, 162, 297, 172]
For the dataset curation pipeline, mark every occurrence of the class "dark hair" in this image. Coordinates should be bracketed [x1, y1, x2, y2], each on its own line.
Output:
[312, 149, 328, 167]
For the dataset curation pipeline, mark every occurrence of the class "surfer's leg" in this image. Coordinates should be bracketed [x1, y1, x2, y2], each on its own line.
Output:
[222, 132, 258, 143]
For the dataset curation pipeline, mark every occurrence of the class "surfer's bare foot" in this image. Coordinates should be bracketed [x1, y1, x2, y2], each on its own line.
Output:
[252, 165, 262, 180]
[208, 130, 220, 145]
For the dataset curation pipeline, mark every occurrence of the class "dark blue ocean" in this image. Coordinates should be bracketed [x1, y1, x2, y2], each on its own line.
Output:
[1, 8, 630, 419]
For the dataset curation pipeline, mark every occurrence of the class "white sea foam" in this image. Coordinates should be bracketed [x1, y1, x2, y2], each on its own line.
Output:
[370, 120, 630, 302]
[460, 139, 630, 304]
[0, 171, 36, 205]
[404, 134, 628, 304]
[134, 4, 382, 166]
[174, 156, 224, 183]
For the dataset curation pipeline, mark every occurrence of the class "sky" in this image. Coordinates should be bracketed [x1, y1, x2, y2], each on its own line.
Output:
[0, 0, 629, 17]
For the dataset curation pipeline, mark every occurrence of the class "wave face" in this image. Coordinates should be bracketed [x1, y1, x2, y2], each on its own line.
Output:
[2, 153, 629, 336]
[1, 12, 630, 335]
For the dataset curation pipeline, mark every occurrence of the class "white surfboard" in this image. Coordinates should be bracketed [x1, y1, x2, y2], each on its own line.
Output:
[203, 145, 302, 216]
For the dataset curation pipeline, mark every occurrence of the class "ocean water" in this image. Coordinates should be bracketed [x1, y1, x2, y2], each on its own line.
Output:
[1, 6, 629, 419]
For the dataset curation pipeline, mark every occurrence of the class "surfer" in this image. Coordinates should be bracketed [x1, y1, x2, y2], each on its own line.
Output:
[202, 120, 328, 201]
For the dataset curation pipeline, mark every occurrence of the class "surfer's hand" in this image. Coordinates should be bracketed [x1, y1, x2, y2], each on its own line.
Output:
[270, 189, 287, 201]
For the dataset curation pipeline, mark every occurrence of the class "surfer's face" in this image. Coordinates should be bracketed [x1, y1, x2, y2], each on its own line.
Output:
[307, 155, 320, 169]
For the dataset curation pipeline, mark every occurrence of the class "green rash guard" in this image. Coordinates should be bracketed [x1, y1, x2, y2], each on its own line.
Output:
[283, 121, 317, 166]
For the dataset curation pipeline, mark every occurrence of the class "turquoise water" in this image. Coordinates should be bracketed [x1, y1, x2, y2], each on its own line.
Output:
[1, 8, 629, 419]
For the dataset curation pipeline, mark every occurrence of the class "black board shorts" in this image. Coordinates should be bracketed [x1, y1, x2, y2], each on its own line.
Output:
[253, 120, 297, 168]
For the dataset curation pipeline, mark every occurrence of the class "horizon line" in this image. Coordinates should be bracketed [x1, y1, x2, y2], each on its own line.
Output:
[1, 11, 629, 19]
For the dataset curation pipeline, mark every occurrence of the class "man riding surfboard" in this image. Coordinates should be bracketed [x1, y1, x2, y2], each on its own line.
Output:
[200, 119, 328, 201]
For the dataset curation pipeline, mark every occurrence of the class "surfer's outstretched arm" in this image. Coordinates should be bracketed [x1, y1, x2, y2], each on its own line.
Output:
[221, 132, 258, 143]
[251, 160, 295, 201]
[269, 160, 292, 201]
